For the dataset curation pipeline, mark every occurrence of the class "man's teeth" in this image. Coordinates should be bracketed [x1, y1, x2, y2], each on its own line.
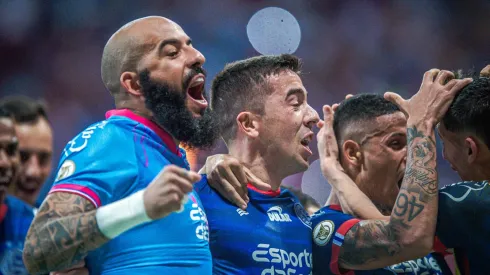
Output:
[191, 77, 205, 87]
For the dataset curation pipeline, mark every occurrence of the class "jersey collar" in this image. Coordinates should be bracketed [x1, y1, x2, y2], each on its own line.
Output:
[247, 183, 281, 197]
[328, 204, 343, 212]
[105, 109, 181, 156]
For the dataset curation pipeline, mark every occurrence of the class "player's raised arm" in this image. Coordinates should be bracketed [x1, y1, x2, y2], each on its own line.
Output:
[317, 109, 385, 220]
[317, 69, 472, 271]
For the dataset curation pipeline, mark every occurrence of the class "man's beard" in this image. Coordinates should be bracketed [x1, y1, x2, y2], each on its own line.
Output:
[139, 70, 219, 149]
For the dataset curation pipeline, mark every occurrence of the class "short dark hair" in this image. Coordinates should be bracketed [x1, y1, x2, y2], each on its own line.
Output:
[210, 54, 302, 142]
[333, 94, 400, 144]
[0, 96, 48, 124]
[442, 73, 490, 148]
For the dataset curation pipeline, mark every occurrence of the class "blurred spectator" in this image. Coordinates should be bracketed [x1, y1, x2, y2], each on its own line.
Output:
[0, 0, 488, 199]
[0, 106, 34, 275]
[0, 96, 53, 207]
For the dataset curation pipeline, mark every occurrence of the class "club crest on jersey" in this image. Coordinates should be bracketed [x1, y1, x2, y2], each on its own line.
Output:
[55, 160, 76, 182]
[267, 206, 292, 222]
[294, 203, 312, 228]
[313, 220, 334, 246]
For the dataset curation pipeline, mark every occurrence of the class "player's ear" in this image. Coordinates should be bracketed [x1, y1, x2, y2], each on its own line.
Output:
[236, 111, 260, 138]
[465, 136, 479, 164]
[342, 140, 362, 168]
[121, 71, 142, 96]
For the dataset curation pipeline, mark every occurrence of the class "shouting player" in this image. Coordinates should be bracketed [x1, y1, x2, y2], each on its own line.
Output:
[0, 107, 35, 275]
[23, 16, 222, 274]
[194, 54, 318, 274]
[204, 69, 472, 273]
[329, 69, 489, 273]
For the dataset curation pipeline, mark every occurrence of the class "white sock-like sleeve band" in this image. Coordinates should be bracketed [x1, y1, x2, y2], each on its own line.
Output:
[95, 190, 152, 239]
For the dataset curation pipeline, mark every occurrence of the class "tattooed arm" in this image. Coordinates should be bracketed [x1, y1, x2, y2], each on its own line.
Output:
[23, 193, 109, 274]
[338, 124, 438, 270]
[334, 70, 473, 270]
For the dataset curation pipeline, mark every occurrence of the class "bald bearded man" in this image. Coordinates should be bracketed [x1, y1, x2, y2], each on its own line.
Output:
[23, 16, 221, 275]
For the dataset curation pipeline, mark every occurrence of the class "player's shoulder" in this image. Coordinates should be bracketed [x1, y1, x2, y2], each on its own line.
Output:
[5, 195, 35, 218]
[439, 180, 488, 192]
[311, 206, 355, 225]
[62, 118, 135, 157]
[439, 180, 489, 201]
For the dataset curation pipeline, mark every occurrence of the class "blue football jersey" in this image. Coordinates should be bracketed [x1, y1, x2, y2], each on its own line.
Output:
[49, 109, 211, 275]
[312, 205, 450, 275]
[436, 180, 490, 274]
[195, 177, 313, 275]
[0, 195, 35, 275]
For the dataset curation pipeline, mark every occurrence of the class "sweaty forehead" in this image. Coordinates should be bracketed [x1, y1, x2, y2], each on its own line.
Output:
[265, 70, 305, 97]
[361, 112, 407, 143]
[342, 112, 406, 145]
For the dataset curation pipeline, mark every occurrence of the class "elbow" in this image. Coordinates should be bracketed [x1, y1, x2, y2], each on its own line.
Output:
[22, 239, 47, 275]
[398, 233, 433, 258]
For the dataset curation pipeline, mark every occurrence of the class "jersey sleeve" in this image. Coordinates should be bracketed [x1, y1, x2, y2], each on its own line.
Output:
[311, 208, 360, 275]
[48, 121, 138, 208]
[435, 181, 489, 250]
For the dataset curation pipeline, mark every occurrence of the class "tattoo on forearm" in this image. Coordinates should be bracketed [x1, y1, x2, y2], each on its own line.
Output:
[23, 193, 109, 274]
[404, 126, 438, 194]
[340, 125, 438, 267]
[340, 220, 401, 265]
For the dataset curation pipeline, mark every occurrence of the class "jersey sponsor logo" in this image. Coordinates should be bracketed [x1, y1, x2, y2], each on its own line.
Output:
[55, 160, 76, 182]
[267, 206, 292, 222]
[386, 255, 442, 274]
[294, 203, 312, 228]
[189, 195, 209, 241]
[313, 220, 334, 246]
[440, 181, 488, 202]
[65, 121, 108, 155]
[237, 208, 249, 216]
[252, 243, 312, 275]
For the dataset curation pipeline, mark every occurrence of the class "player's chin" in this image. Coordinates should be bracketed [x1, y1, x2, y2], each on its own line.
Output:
[295, 154, 310, 172]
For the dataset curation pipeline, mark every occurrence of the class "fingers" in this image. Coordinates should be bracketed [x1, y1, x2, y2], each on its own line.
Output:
[422, 69, 441, 84]
[481, 65, 490, 77]
[165, 165, 201, 183]
[211, 175, 248, 209]
[345, 94, 354, 100]
[317, 120, 325, 128]
[332, 103, 340, 112]
[244, 167, 272, 191]
[229, 163, 249, 202]
[219, 164, 248, 204]
[384, 92, 408, 117]
[448, 78, 473, 96]
[435, 70, 455, 85]
[323, 105, 334, 125]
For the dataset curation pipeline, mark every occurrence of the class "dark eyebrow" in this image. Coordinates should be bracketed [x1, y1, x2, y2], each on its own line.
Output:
[158, 38, 192, 53]
[285, 88, 307, 99]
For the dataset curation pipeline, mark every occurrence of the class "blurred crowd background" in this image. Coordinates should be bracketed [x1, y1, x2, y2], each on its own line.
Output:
[1, 0, 489, 205]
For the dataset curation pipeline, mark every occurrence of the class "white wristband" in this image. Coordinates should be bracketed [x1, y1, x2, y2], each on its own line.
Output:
[95, 190, 152, 239]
